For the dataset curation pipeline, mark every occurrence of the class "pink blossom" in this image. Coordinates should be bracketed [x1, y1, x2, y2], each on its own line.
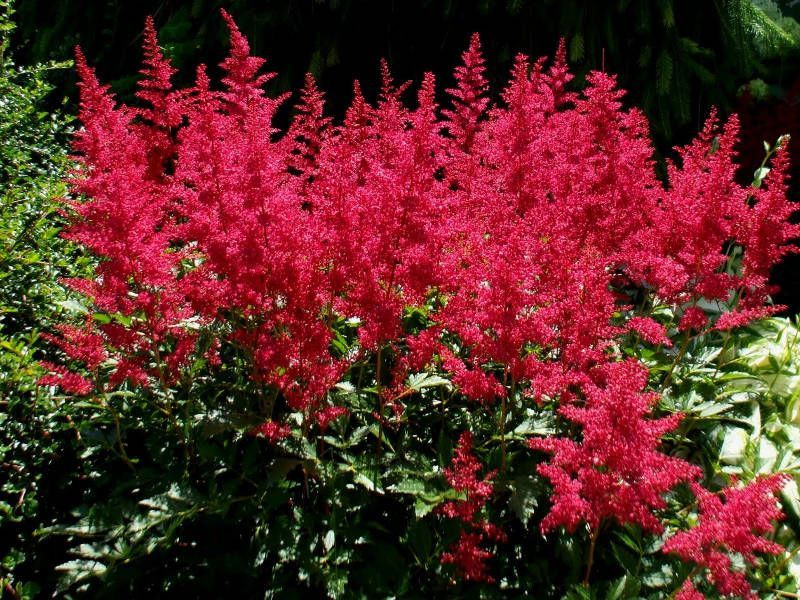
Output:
[663, 475, 789, 599]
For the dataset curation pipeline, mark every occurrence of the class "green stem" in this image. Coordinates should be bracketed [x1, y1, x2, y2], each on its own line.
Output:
[500, 391, 507, 472]
[106, 401, 135, 472]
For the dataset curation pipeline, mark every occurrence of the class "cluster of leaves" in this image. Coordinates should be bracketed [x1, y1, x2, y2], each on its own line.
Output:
[5, 7, 800, 599]
[26, 313, 800, 599]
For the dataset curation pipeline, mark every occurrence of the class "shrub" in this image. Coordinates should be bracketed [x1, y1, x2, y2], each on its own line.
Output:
[0, 1, 95, 597]
[35, 11, 800, 598]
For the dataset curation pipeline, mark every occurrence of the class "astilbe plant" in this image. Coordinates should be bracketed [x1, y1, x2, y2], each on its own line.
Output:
[40, 11, 799, 595]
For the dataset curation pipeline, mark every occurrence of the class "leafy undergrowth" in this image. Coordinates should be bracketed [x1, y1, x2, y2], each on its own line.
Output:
[27, 312, 800, 599]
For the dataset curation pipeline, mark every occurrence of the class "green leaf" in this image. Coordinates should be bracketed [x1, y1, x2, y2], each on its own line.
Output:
[406, 519, 432, 562]
[323, 529, 335, 553]
[56, 299, 88, 314]
[414, 497, 437, 519]
[606, 575, 628, 600]
[719, 427, 749, 465]
[407, 372, 453, 392]
[509, 475, 541, 526]
[753, 166, 771, 187]
[389, 478, 429, 496]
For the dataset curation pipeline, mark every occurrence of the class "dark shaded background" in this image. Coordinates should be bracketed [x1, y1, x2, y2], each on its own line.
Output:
[10, 0, 800, 310]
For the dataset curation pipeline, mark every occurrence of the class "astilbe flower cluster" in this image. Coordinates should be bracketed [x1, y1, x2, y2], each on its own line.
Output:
[529, 360, 701, 535]
[439, 432, 505, 582]
[663, 475, 789, 599]
[40, 11, 798, 586]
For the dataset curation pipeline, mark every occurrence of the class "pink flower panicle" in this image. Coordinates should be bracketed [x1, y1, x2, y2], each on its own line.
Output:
[440, 531, 497, 584]
[287, 72, 332, 182]
[41, 323, 107, 370]
[529, 360, 700, 534]
[627, 316, 672, 346]
[439, 431, 505, 583]
[663, 475, 789, 599]
[679, 307, 709, 333]
[441, 431, 496, 522]
[38, 361, 94, 396]
[443, 33, 490, 150]
[675, 580, 705, 600]
[713, 306, 783, 331]
[315, 405, 349, 432]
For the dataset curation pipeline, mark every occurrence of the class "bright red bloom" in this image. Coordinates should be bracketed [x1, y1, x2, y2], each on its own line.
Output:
[40, 20, 796, 585]
[50, 17, 795, 429]
[529, 360, 701, 534]
[440, 431, 497, 523]
[628, 316, 672, 346]
[663, 476, 789, 599]
[315, 406, 349, 432]
[713, 306, 782, 331]
[439, 431, 505, 582]
[41, 323, 107, 369]
[679, 307, 709, 333]
[675, 580, 705, 600]
[442, 32, 489, 151]
[441, 531, 496, 583]
[38, 362, 93, 396]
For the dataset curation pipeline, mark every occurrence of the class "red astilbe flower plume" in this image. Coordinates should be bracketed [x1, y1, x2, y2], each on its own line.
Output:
[440, 431, 496, 523]
[135, 16, 181, 179]
[627, 316, 672, 346]
[623, 114, 797, 323]
[736, 141, 799, 311]
[41, 323, 107, 370]
[663, 475, 789, 599]
[440, 531, 497, 584]
[56, 12, 346, 418]
[439, 431, 505, 583]
[310, 65, 447, 352]
[443, 33, 489, 151]
[38, 363, 94, 396]
[67, 45, 196, 390]
[529, 360, 700, 534]
[286, 73, 332, 184]
[674, 579, 706, 600]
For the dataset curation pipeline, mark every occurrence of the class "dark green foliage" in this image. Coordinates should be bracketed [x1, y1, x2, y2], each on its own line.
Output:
[0, 1, 92, 596]
[9, 0, 800, 149]
[15, 297, 800, 598]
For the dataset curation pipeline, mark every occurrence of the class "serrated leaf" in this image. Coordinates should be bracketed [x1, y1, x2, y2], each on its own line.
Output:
[389, 478, 429, 496]
[414, 497, 437, 518]
[509, 475, 540, 526]
[352, 470, 383, 494]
